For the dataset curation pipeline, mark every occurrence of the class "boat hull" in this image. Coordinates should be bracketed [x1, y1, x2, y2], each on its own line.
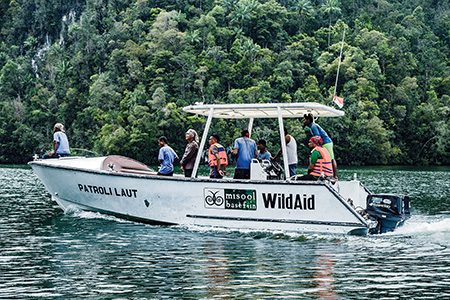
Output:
[30, 160, 368, 235]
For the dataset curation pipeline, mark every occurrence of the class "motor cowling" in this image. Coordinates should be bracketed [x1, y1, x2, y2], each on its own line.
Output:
[365, 194, 411, 234]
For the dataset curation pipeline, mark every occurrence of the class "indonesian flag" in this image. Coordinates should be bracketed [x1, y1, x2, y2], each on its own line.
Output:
[333, 95, 344, 108]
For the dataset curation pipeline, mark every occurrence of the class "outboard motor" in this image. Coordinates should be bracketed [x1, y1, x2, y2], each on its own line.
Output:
[365, 194, 411, 234]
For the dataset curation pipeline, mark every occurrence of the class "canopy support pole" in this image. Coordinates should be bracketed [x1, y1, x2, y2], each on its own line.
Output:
[248, 118, 254, 137]
[192, 108, 213, 178]
[277, 107, 290, 180]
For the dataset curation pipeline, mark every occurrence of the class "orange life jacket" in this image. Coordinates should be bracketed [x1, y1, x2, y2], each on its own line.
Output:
[310, 146, 333, 177]
[208, 143, 228, 167]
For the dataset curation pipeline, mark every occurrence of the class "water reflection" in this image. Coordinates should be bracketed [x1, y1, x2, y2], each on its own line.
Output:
[0, 167, 449, 299]
[204, 240, 231, 298]
[313, 252, 337, 299]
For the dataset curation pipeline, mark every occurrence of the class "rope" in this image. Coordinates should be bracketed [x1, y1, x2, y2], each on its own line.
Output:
[331, 28, 346, 105]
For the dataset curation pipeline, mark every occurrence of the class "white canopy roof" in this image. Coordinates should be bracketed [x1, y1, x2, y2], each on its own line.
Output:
[183, 102, 344, 119]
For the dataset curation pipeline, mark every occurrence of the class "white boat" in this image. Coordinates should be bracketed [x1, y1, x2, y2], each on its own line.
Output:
[30, 103, 410, 235]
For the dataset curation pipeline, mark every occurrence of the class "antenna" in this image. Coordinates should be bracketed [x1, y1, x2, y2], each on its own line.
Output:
[331, 28, 346, 104]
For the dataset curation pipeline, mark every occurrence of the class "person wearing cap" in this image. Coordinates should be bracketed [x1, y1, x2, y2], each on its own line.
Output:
[231, 129, 257, 179]
[45, 123, 70, 158]
[157, 136, 178, 176]
[208, 134, 228, 179]
[180, 129, 199, 177]
[297, 136, 333, 181]
[303, 113, 337, 178]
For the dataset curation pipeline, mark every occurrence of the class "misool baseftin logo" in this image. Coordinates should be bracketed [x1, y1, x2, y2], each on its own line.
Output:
[204, 188, 257, 210]
[78, 184, 137, 198]
[262, 193, 315, 210]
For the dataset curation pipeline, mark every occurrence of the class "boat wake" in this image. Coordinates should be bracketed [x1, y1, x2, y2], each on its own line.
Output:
[386, 215, 450, 236]
[64, 206, 132, 224]
[179, 224, 340, 241]
[63, 206, 449, 239]
[181, 215, 450, 240]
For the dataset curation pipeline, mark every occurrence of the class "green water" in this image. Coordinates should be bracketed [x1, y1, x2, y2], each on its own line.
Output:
[0, 166, 449, 299]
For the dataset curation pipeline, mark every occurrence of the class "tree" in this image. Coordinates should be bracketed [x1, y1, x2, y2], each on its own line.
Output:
[320, 0, 341, 46]
[229, 0, 258, 31]
[0, 0, 448, 166]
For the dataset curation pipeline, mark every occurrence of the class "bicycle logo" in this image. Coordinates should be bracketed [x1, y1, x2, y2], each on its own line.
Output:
[205, 190, 224, 206]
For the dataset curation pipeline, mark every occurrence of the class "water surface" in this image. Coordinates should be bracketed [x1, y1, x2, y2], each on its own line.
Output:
[0, 166, 449, 299]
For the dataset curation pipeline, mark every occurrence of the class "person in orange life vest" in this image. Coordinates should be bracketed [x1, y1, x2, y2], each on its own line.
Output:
[208, 134, 228, 179]
[296, 136, 333, 181]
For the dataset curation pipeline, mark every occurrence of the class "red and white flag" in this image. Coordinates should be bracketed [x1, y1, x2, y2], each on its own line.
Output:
[333, 95, 344, 108]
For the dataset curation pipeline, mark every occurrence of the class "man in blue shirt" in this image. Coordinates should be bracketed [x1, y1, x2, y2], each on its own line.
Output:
[157, 136, 178, 176]
[231, 129, 257, 179]
[257, 139, 271, 161]
[303, 114, 337, 178]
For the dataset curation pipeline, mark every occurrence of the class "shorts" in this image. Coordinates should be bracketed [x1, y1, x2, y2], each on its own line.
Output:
[184, 169, 193, 177]
[210, 168, 223, 179]
[234, 168, 250, 179]
[157, 172, 173, 176]
[288, 164, 297, 177]
[323, 142, 335, 160]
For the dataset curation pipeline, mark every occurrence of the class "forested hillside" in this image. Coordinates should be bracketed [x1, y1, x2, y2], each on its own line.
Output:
[0, 0, 449, 165]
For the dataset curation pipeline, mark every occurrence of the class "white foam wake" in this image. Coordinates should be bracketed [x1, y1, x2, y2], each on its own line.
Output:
[65, 207, 132, 223]
[393, 217, 450, 235]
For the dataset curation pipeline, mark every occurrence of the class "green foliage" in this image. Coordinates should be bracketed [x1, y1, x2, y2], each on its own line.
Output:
[0, 0, 448, 166]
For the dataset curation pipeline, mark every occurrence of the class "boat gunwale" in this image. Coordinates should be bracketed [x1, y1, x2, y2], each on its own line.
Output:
[28, 159, 327, 186]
